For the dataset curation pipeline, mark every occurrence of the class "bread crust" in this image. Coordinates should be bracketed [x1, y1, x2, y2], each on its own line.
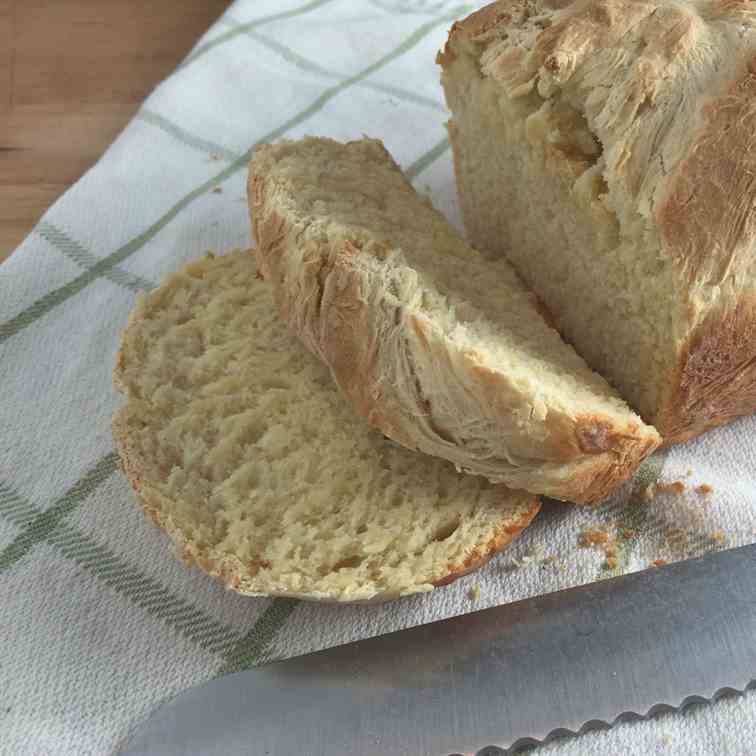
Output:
[658, 296, 756, 444]
[440, 0, 756, 444]
[431, 505, 538, 588]
[657, 59, 756, 441]
[249, 139, 659, 503]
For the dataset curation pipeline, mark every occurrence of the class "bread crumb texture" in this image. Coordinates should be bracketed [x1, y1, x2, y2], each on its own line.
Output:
[112, 250, 540, 603]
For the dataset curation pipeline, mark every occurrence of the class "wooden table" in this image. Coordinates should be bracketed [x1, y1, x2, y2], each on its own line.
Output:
[0, 0, 231, 261]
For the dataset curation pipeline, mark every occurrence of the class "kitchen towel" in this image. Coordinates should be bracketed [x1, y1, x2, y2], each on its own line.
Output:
[2, 1, 755, 753]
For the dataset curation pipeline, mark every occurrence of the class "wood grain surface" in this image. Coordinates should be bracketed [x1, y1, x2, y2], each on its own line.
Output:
[0, 0, 231, 261]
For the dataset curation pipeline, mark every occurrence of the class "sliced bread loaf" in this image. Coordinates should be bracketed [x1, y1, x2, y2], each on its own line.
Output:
[439, 0, 756, 443]
[248, 137, 660, 504]
[112, 250, 540, 602]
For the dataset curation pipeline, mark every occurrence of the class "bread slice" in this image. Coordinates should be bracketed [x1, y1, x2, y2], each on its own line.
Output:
[439, 0, 756, 443]
[248, 137, 659, 504]
[112, 250, 540, 603]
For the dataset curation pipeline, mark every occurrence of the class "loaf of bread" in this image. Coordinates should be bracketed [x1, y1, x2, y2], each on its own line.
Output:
[439, 0, 756, 443]
[249, 137, 659, 503]
[112, 250, 540, 602]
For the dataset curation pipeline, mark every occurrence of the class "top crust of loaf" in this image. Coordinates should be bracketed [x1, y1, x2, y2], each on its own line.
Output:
[439, 0, 756, 442]
[248, 137, 659, 503]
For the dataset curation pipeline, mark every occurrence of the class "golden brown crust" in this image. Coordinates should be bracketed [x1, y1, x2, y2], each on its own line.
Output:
[657, 60, 756, 441]
[562, 425, 658, 502]
[432, 502, 541, 587]
[658, 296, 756, 444]
[436, 0, 571, 67]
[436, 2, 516, 66]
[438, 0, 586, 68]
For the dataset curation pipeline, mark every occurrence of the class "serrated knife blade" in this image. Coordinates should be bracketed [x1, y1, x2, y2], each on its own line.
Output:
[121, 543, 756, 755]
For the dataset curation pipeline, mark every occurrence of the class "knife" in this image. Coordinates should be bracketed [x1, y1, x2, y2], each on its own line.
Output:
[121, 543, 756, 755]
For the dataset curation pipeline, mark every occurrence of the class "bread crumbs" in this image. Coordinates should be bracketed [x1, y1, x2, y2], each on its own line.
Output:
[514, 546, 545, 568]
[710, 531, 727, 544]
[580, 528, 620, 569]
[641, 483, 656, 502]
[656, 481, 686, 495]
[579, 528, 610, 547]
[696, 483, 713, 495]
[468, 584, 481, 602]
[652, 559, 668, 567]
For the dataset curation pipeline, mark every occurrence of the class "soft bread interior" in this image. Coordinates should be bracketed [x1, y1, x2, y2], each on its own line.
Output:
[113, 250, 539, 602]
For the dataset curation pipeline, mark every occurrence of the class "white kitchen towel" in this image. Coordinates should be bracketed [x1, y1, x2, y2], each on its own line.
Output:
[1, 1, 755, 754]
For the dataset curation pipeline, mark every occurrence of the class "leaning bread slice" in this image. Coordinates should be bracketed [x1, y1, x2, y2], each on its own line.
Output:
[249, 137, 660, 504]
[112, 250, 539, 603]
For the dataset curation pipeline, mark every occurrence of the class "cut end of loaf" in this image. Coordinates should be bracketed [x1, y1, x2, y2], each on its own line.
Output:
[112, 249, 540, 603]
[439, 0, 756, 444]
